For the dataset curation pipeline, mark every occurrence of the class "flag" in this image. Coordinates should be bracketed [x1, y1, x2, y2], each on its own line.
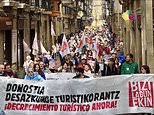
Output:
[75, 32, 86, 53]
[88, 36, 93, 50]
[51, 21, 56, 36]
[60, 34, 70, 57]
[23, 40, 31, 54]
[93, 36, 99, 58]
[40, 41, 48, 54]
[32, 32, 39, 55]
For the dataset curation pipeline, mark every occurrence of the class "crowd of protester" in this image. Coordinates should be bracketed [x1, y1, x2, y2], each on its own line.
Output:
[0, 22, 151, 80]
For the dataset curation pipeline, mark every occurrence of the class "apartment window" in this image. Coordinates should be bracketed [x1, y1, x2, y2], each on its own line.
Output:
[39, 0, 42, 7]
[63, 6, 69, 15]
[35, 0, 39, 7]
[30, 0, 35, 6]
[41, 0, 48, 9]
[63, 6, 65, 14]
[40, 0, 51, 10]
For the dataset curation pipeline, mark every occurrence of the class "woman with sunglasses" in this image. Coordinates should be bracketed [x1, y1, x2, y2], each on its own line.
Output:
[34, 64, 46, 80]
[140, 65, 150, 74]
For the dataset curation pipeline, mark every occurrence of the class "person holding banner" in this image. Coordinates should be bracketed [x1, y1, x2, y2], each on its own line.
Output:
[73, 67, 89, 79]
[106, 58, 118, 76]
[34, 64, 46, 80]
[24, 67, 44, 81]
[121, 53, 139, 74]
[39, 61, 46, 72]
[0, 64, 5, 76]
[140, 65, 150, 74]
[4, 63, 18, 78]
[62, 55, 74, 72]
[59, 62, 71, 72]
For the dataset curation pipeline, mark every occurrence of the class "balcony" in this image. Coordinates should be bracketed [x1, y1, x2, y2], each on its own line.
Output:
[61, 0, 73, 5]
[62, 0, 76, 9]
[35, 7, 42, 14]
[30, 5, 36, 12]
[18, 3, 30, 12]
[2, 0, 19, 8]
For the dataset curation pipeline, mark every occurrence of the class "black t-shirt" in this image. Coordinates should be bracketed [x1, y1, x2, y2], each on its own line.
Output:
[73, 75, 89, 79]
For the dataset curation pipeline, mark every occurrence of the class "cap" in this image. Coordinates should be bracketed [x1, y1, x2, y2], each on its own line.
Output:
[81, 55, 87, 60]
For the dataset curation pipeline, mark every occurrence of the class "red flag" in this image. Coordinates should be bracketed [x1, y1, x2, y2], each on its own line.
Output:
[60, 34, 70, 57]
[75, 33, 86, 53]
[77, 40, 83, 48]
[93, 36, 99, 58]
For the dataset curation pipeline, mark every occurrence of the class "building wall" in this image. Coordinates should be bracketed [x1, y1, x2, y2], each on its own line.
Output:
[121, 0, 154, 73]
[0, 0, 52, 66]
[0, 31, 4, 63]
[112, 0, 122, 37]
[145, 0, 154, 73]
[92, 0, 104, 27]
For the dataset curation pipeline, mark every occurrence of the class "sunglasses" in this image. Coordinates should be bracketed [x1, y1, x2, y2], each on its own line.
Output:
[29, 71, 33, 73]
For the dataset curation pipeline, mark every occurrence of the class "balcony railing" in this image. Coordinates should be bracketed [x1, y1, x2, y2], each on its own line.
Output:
[2, 0, 19, 7]
[19, 0, 29, 4]
[17, 0, 53, 11]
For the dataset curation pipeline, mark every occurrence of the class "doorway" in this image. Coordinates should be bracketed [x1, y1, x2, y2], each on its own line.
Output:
[4, 30, 12, 64]
[19, 30, 24, 67]
[30, 29, 35, 60]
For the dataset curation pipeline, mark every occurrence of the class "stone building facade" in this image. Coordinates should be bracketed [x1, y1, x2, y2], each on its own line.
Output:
[120, 0, 154, 73]
[0, 0, 53, 68]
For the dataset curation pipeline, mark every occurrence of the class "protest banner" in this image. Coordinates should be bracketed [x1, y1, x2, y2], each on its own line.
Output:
[0, 74, 154, 115]
[45, 73, 94, 80]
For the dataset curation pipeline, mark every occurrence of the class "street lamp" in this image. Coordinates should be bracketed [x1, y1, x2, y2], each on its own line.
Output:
[77, 10, 84, 17]
[77, 10, 84, 30]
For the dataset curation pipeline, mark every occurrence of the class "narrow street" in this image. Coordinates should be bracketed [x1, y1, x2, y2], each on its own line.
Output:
[0, 0, 153, 115]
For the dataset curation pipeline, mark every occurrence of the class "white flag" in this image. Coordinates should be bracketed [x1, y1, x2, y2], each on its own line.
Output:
[23, 40, 31, 54]
[75, 32, 86, 53]
[88, 36, 93, 50]
[93, 36, 99, 58]
[40, 41, 48, 54]
[32, 32, 39, 55]
[60, 34, 70, 57]
[51, 21, 56, 36]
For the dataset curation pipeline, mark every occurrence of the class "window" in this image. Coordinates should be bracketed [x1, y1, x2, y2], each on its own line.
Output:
[41, 0, 51, 10]
[31, 0, 35, 6]
[39, 0, 42, 7]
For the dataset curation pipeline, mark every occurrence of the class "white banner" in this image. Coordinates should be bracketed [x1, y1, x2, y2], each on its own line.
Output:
[45, 73, 94, 80]
[0, 74, 154, 115]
